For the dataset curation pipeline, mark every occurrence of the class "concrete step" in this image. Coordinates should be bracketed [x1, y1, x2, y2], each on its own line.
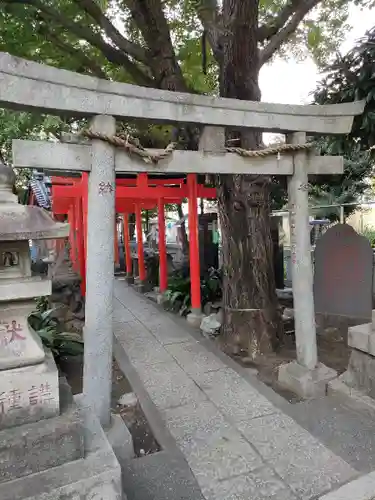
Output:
[287, 393, 375, 473]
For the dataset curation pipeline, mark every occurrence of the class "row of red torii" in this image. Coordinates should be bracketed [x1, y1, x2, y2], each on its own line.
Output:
[44, 173, 215, 311]
[0, 51, 364, 425]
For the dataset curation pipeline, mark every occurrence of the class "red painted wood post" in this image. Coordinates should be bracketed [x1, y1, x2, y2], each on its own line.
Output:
[76, 197, 86, 296]
[114, 215, 119, 266]
[135, 203, 146, 284]
[82, 173, 89, 296]
[68, 207, 77, 269]
[73, 202, 79, 271]
[158, 198, 168, 292]
[123, 213, 133, 283]
[187, 174, 201, 313]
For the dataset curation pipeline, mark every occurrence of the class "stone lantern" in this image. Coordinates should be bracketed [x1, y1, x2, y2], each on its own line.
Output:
[0, 162, 122, 499]
[0, 160, 68, 428]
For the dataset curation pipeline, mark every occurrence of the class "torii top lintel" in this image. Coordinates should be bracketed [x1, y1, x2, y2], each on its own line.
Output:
[0, 52, 365, 135]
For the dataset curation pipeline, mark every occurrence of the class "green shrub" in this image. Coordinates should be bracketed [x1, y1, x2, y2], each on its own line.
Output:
[163, 267, 222, 317]
[361, 225, 375, 247]
[28, 308, 84, 362]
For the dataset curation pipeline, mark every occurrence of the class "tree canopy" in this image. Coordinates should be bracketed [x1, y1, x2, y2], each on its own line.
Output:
[310, 25, 375, 217]
[1, 0, 371, 187]
[0, 0, 363, 83]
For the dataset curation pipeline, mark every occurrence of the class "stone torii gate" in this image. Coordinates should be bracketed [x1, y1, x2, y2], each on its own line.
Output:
[0, 52, 364, 423]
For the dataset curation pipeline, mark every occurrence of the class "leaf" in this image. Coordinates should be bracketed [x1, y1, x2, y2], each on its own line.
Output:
[56, 340, 84, 356]
[36, 328, 55, 345]
[40, 309, 58, 322]
[170, 291, 183, 304]
[57, 331, 83, 340]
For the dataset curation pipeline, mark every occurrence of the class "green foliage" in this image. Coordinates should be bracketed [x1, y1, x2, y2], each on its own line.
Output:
[0, 0, 373, 208]
[28, 307, 84, 362]
[314, 26, 375, 153]
[361, 225, 375, 246]
[35, 295, 49, 313]
[0, 1, 370, 157]
[305, 27, 375, 216]
[163, 272, 192, 315]
[163, 267, 222, 316]
[259, 0, 352, 66]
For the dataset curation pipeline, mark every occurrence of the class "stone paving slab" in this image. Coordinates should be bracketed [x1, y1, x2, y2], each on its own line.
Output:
[113, 319, 151, 341]
[165, 341, 224, 377]
[201, 466, 298, 500]
[146, 321, 192, 345]
[121, 336, 173, 368]
[287, 395, 375, 473]
[239, 413, 355, 499]
[163, 401, 262, 487]
[137, 361, 207, 410]
[197, 368, 277, 423]
[113, 280, 358, 500]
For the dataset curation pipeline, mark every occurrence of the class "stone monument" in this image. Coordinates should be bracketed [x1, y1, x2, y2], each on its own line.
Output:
[0, 161, 121, 500]
[314, 224, 373, 322]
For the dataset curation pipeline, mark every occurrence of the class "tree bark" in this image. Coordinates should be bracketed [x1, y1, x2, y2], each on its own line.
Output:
[218, 0, 283, 357]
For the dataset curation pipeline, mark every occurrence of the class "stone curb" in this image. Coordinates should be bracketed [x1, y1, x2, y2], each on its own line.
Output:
[318, 471, 375, 500]
[328, 378, 375, 417]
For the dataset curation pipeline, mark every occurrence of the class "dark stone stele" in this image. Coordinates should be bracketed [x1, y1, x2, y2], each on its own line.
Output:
[314, 224, 373, 320]
[0, 378, 84, 485]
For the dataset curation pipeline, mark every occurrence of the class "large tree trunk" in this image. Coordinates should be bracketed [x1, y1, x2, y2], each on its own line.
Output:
[218, 0, 283, 357]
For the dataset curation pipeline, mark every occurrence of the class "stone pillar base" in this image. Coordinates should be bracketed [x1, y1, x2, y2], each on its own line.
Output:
[186, 309, 204, 328]
[0, 393, 121, 500]
[105, 413, 134, 463]
[134, 279, 146, 293]
[125, 274, 134, 284]
[156, 293, 166, 305]
[278, 361, 337, 399]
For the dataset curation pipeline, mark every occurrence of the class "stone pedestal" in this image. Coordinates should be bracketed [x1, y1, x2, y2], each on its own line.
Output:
[278, 361, 337, 398]
[187, 309, 204, 328]
[0, 300, 46, 371]
[330, 310, 375, 405]
[0, 393, 122, 500]
[125, 273, 134, 284]
[0, 375, 83, 484]
[134, 277, 146, 293]
[0, 351, 59, 429]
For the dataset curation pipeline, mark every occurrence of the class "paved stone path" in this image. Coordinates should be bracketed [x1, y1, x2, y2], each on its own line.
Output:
[113, 279, 358, 500]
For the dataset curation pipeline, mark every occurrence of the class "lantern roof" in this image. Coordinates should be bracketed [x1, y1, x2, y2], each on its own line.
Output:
[0, 161, 69, 241]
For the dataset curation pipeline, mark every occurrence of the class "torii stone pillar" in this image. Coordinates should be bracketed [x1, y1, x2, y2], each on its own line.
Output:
[83, 115, 116, 428]
[278, 132, 337, 397]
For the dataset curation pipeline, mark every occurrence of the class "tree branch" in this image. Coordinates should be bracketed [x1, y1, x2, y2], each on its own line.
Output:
[2, 0, 154, 86]
[37, 22, 107, 78]
[258, 0, 301, 42]
[124, 0, 188, 91]
[259, 0, 322, 66]
[195, 0, 223, 64]
[71, 0, 150, 64]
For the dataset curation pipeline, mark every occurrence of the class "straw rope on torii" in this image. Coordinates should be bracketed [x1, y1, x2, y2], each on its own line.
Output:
[80, 128, 314, 165]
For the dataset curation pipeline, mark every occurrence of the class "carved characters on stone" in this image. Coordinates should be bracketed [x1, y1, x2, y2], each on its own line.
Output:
[0, 319, 26, 357]
[98, 181, 114, 195]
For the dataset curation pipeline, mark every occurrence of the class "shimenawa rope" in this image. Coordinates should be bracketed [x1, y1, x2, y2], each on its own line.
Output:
[80, 129, 313, 164]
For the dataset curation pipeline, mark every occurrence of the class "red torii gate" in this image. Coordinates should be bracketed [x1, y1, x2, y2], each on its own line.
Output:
[50, 173, 216, 313]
